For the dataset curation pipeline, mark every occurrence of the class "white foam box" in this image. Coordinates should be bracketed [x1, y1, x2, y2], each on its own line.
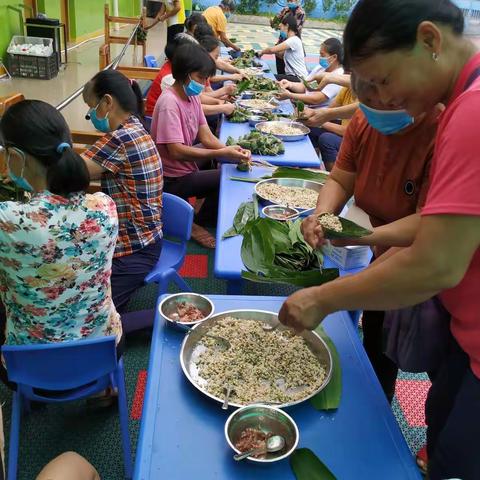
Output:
[322, 242, 371, 270]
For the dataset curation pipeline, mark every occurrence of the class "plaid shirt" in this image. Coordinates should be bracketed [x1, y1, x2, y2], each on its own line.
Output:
[276, 6, 306, 37]
[82, 116, 163, 258]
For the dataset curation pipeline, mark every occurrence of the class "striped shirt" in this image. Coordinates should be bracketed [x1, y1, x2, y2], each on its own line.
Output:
[82, 116, 163, 257]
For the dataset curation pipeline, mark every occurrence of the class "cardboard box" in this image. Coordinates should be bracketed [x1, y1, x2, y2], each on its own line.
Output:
[323, 243, 371, 270]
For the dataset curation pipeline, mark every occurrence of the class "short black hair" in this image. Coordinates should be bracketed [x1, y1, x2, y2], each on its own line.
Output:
[344, 0, 464, 66]
[193, 22, 215, 41]
[185, 12, 207, 33]
[0, 100, 90, 196]
[322, 37, 344, 65]
[198, 35, 220, 53]
[281, 14, 300, 36]
[171, 43, 216, 82]
[164, 33, 197, 61]
[220, 0, 236, 13]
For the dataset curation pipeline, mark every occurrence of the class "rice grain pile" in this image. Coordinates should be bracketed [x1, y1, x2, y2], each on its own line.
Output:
[257, 183, 318, 210]
[195, 317, 327, 404]
[317, 213, 343, 232]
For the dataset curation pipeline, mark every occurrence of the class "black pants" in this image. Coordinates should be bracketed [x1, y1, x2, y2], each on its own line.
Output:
[275, 74, 301, 83]
[167, 24, 184, 44]
[164, 165, 220, 228]
[111, 239, 162, 314]
[426, 338, 480, 480]
[275, 55, 285, 75]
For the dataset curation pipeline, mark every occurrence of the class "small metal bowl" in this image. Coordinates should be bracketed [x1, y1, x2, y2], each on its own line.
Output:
[159, 293, 214, 329]
[241, 90, 255, 100]
[225, 404, 299, 463]
[262, 205, 300, 221]
[248, 115, 267, 127]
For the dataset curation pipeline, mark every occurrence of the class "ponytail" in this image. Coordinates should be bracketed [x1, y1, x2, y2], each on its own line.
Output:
[282, 14, 300, 36]
[0, 100, 90, 197]
[47, 146, 90, 197]
[130, 79, 147, 127]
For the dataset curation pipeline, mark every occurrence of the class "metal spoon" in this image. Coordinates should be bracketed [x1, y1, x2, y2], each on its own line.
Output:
[222, 384, 234, 410]
[233, 434, 286, 461]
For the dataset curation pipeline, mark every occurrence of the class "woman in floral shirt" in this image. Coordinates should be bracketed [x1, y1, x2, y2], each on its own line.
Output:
[0, 100, 122, 386]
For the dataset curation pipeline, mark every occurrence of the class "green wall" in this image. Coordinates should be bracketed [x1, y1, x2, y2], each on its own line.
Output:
[69, 0, 141, 41]
[0, 0, 24, 64]
[37, 0, 61, 19]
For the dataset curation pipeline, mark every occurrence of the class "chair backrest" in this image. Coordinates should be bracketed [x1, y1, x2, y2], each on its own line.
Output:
[2, 336, 117, 392]
[144, 55, 158, 68]
[162, 192, 194, 243]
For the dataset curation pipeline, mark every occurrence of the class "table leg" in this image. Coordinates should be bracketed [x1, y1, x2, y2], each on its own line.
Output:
[226, 280, 242, 295]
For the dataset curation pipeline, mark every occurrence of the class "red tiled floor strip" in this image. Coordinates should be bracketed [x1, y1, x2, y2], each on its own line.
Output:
[395, 379, 431, 427]
[179, 254, 208, 278]
[131, 369, 147, 420]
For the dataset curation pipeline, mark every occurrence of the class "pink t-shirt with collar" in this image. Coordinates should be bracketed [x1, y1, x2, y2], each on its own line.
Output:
[151, 86, 207, 178]
[422, 52, 480, 378]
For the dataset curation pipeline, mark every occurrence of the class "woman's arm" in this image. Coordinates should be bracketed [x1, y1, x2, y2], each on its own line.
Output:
[216, 58, 241, 74]
[313, 72, 352, 90]
[302, 104, 359, 127]
[82, 157, 107, 181]
[202, 102, 235, 116]
[145, 3, 167, 29]
[322, 121, 347, 136]
[161, 0, 180, 19]
[278, 89, 329, 105]
[260, 42, 289, 55]
[219, 32, 240, 52]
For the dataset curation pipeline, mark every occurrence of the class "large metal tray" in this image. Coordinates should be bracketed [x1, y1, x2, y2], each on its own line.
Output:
[256, 120, 310, 141]
[179, 310, 333, 408]
[255, 177, 324, 213]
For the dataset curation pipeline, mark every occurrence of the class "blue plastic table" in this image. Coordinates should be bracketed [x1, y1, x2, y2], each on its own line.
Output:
[214, 164, 368, 295]
[134, 295, 421, 480]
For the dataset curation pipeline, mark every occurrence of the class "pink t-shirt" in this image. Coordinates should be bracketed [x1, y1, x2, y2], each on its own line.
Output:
[422, 52, 480, 378]
[151, 86, 207, 178]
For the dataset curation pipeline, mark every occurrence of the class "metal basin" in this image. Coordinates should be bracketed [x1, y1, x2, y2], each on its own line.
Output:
[179, 310, 333, 408]
[256, 121, 310, 142]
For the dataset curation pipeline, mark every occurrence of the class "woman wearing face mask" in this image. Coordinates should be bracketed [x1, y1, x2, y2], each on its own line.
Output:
[277, 37, 345, 107]
[259, 15, 308, 82]
[302, 75, 440, 404]
[0, 100, 122, 387]
[81, 70, 163, 319]
[151, 43, 251, 249]
[270, 0, 305, 76]
[280, 1, 480, 478]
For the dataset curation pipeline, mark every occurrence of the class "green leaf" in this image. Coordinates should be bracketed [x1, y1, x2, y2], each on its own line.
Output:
[290, 448, 337, 480]
[271, 167, 329, 183]
[318, 214, 373, 239]
[241, 267, 339, 288]
[222, 226, 238, 239]
[236, 79, 251, 94]
[229, 176, 262, 183]
[222, 201, 255, 239]
[310, 326, 342, 410]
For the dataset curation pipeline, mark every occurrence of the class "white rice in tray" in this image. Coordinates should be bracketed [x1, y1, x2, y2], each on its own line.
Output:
[257, 183, 318, 210]
[195, 317, 327, 404]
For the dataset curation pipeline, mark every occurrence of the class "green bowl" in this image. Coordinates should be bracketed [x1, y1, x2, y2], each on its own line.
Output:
[225, 404, 299, 463]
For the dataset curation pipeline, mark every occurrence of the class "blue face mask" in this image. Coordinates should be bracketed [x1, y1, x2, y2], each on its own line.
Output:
[359, 104, 414, 135]
[279, 31, 287, 40]
[7, 147, 34, 193]
[183, 76, 205, 97]
[225, 12, 231, 19]
[88, 100, 111, 133]
[288, 2, 297, 9]
[318, 57, 330, 69]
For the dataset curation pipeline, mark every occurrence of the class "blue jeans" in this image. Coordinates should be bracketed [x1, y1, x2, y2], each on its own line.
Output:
[310, 128, 342, 169]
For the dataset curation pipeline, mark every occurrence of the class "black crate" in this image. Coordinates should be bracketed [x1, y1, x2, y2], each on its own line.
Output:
[8, 52, 59, 80]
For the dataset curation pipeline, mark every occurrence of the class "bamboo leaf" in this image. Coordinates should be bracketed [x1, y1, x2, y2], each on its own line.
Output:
[318, 214, 373, 239]
[222, 201, 255, 239]
[229, 176, 263, 183]
[290, 448, 337, 480]
[310, 326, 342, 410]
[241, 267, 339, 288]
[272, 167, 329, 183]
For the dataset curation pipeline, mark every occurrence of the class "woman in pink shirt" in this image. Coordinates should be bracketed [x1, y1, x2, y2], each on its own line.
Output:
[279, 1, 480, 478]
[151, 43, 250, 248]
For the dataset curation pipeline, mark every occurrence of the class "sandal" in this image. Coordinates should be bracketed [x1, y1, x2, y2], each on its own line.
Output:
[416, 445, 428, 476]
[86, 387, 118, 409]
[191, 223, 216, 249]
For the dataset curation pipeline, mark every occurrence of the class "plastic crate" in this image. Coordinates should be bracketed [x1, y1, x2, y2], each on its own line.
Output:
[8, 52, 58, 79]
[7, 35, 54, 57]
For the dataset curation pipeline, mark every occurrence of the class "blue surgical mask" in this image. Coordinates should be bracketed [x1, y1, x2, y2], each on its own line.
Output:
[359, 104, 414, 135]
[7, 147, 34, 193]
[319, 57, 330, 69]
[225, 12, 231, 19]
[183, 75, 205, 97]
[279, 31, 287, 40]
[89, 100, 111, 133]
[288, 2, 297, 9]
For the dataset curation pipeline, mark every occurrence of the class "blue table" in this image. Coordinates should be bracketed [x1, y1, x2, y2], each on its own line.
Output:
[214, 164, 368, 295]
[134, 295, 421, 480]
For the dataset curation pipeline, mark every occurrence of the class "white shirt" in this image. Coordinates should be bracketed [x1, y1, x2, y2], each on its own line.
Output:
[283, 35, 308, 79]
[306, 66, 345, 108]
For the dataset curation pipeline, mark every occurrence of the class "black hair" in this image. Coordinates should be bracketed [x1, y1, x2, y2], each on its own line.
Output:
[198, 35, 220, 53]
[164, 33, 197, 61]
[322, 37, 344, 65]
[281, 14, 300, 36]
[86, 69, 146, 127]
[185, 12, 207, 33]
[193, 22, 215, 41]
[344, 0, 464, 66]
[0, 100, 90, 196]
[171, 43, 216, 82]
[220, 0, 236, 13]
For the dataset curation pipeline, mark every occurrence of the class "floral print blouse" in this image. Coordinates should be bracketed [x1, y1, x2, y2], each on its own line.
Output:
[0, 191, 122, 345]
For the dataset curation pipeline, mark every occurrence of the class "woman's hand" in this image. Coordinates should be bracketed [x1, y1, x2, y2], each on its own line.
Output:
[223, 84, 237, 96]
[302, 107, 331, 128]
[221, 145, 251, 162]
[301, 214, 327, 249]
[276, 87, 291, 100]
[278, 287, 327, 333]
[222, 102, 236, 116]
[230, 73, 247, 82]
[278, 79, 291, 90]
